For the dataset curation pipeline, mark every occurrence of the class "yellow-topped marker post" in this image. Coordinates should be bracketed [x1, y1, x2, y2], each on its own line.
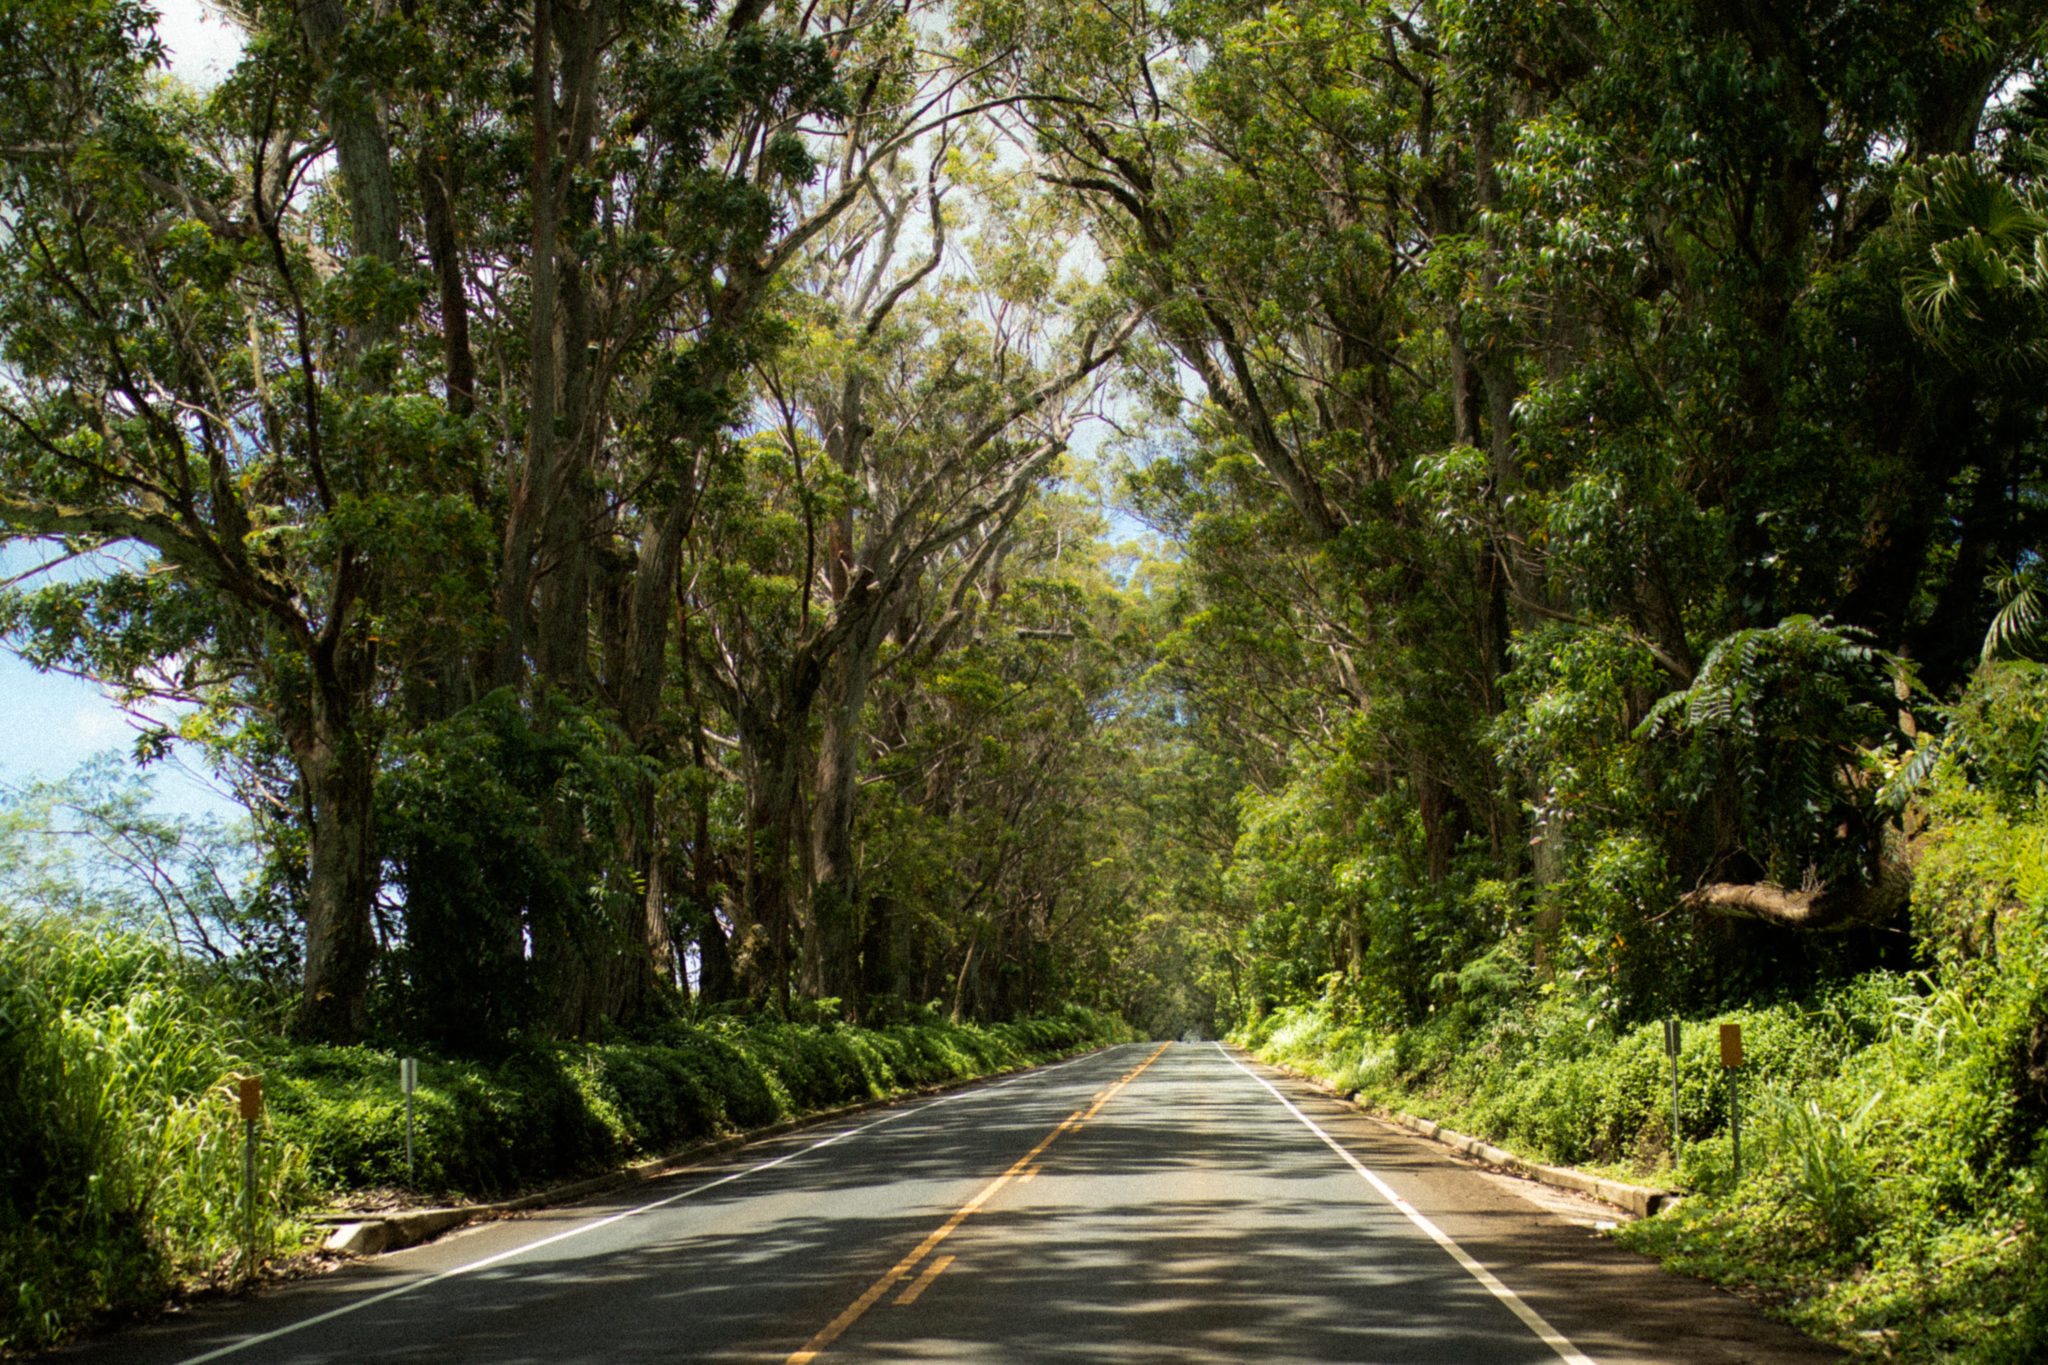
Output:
[1719, 1023, 1743, 1183]
[238, 1075, 263, 1272]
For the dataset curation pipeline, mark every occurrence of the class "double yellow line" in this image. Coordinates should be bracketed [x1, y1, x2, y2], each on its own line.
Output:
[785, 1043, 1172, 1364]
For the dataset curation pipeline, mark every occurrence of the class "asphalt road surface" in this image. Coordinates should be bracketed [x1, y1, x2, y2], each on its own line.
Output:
[60, 1043, 1842, 1364]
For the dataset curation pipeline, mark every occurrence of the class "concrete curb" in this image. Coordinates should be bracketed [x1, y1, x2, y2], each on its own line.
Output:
[320, 1044, 1114, 1257]
[1250, 1053, 1678, 1218]
[1379, 1111, 1676, 1217]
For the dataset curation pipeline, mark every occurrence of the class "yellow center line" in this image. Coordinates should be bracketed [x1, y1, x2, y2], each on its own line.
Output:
[892, 1253, 955, 1305]
[784, 1042, 1171, 1364]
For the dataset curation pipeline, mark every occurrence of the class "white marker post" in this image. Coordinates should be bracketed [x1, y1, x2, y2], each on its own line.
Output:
[400, 1058, 418, 1188]
[1662, 1019, 1682, 1165]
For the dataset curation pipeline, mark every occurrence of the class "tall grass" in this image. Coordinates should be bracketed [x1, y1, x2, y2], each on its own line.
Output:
[1760, 1087, 1884, 1246]
[1, 915, 307, 1352]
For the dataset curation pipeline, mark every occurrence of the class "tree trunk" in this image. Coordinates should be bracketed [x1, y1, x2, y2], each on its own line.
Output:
[693, 858, 736, 1005]
[949, 940, 981, 1024]
[1417, 774, 1458, 884]
[739, 718, 801, 1009]
[1682, 859, 1914, 932]
[289, 695, 379, 1042]
[642, 823, 678, 997]
[297, 0, 403, 269]
[494, 0, 559, 688]
[573, 498, 692, 1024]
[808, 644, 879, 1011]
[860, 891, 895, 1013]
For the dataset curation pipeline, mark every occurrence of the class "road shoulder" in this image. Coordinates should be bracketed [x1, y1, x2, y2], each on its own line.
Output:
[1228, 1047, 1844, 1365]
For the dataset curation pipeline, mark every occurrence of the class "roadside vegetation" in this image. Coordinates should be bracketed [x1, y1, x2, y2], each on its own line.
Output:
[0, 915, 305, 1354]
[1208, 638, 2048, 1364]
[272, 1004, 1126, 1200]
[1224, 658, 2048, 1363]
[1240, 887, 2048, 1362]
[0, 887, 1126, 1353]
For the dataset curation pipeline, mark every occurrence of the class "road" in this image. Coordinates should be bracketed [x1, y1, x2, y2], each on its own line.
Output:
[61, 1043, 1841, 1364]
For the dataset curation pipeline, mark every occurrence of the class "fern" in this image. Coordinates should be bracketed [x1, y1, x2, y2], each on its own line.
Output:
[1879, 734, 1947, 812]
[1637, 617, 1906, 888]
[1635, 690, 1687, 741]
[2027, 716, 2048, 794]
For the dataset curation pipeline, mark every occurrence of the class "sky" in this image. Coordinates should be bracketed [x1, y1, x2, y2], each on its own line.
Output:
[152, 0, 245, 85]
[0, 2, 246, 820]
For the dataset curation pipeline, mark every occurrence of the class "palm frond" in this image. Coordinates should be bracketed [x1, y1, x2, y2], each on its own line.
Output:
[1982, 565, 2047, 663]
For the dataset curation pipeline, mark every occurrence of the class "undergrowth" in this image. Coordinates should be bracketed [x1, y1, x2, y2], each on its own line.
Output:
[0, 914, 311, 1355]
[1237, 890, 2048, 1361]
[269, 1004, 1130, 1198]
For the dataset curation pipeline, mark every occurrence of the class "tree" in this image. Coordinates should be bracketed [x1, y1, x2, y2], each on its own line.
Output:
[0, 0, 478, 1038]
[685, 143, 1136, 1008]
[0, 0, 1075, 1040]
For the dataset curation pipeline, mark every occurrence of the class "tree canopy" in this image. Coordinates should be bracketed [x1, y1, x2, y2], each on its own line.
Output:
[5, 0, 2048, 1048]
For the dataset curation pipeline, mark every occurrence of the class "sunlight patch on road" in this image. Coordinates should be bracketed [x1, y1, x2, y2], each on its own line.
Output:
[785, 1042, 1172, 1363]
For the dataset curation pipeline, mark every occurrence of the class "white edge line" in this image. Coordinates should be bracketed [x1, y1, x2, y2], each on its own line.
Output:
[172, 1048, 1113, 1365]
[1216, 1043, 1598, 1365]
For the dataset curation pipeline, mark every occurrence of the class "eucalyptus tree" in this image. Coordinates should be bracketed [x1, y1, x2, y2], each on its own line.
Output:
[966, 0, 1547, 911]
[0, 0, 1039, 1039]
[849, 486, 1144, 1020]
[0, 0, 480, 1040]
[967, 0, 2048, 1027]
[686, 143, 1137, 1008]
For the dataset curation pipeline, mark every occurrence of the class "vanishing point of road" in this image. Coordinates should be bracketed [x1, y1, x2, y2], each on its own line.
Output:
[61, 1043, 1842, 1364]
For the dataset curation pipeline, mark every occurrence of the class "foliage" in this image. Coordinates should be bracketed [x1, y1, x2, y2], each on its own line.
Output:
[0, 914, 310, 1354]
[0, 760, 297, 1017]
[1238, 732, 2048, 1362]
[1636, 617, 1906, 890]
[376, 690, 651, 1053]
[16, 0, 2048, 1352]
[267, 1004, 1130, 1198]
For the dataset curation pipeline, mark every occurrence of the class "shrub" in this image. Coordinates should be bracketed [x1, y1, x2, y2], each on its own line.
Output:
[0, 915, 309, 1353]
[267, 1003, 1132, 1199]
